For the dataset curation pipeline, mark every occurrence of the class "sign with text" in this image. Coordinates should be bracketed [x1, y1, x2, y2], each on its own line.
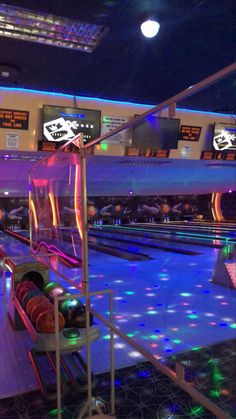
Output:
[0, 109, 29, 130]
[5, 133, 19, 149]
[101, 115, 129, 144]
[179, 125, 201, 141]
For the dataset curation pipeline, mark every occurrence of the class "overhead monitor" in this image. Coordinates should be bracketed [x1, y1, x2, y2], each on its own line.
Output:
[132, 116, 180, 150]
[41, 105, 101, 150]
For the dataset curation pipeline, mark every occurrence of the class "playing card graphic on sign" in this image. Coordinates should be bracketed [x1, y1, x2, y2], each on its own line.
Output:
[43, 117, 75, 142]
[213, 123, 236, 151]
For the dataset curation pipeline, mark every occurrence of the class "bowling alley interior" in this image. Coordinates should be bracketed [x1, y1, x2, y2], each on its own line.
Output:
[0, 1, 235, 418]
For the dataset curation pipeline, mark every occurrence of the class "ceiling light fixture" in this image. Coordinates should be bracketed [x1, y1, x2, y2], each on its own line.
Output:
[0, 3, 108, 52]
[140, 19, 160, 38]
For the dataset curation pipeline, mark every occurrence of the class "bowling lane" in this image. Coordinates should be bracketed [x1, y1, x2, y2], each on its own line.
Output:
[89, 224, 235, 249]
[136, 222, 236, 242]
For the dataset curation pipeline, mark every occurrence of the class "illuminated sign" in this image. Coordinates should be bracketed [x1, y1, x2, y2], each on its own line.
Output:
[179, 125, 201, 141]
[125, 147, 169, 157]
[201, 150, 236, 160]
[213, 123, 236, 151]
[0, 109, 29, 130]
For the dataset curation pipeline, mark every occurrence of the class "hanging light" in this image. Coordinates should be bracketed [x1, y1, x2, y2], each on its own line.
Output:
[140, 19, 160, 38]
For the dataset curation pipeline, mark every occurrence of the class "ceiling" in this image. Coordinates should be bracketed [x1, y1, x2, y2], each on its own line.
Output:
[0, 0, 236, 113]
[0, 151, 235, 197]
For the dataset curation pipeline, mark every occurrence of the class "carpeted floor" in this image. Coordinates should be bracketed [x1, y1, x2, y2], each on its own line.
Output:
[0, 339, 235, 419]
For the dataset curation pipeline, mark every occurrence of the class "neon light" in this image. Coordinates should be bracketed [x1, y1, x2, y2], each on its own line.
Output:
[30, 199, 38, 229]
[215, 192, 224, 222]
[0, 87, 235, 116]
[48, 192, 57, 227]
[32, 240, 79, 264]
[211, 193, 217, 221]
[74, 164, 83, 239]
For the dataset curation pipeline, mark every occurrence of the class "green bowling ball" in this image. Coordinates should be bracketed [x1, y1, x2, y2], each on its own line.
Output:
[60, 298, 93, 328]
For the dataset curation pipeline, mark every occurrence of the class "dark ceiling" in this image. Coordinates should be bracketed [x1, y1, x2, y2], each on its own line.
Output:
[0, 0, 236, 113]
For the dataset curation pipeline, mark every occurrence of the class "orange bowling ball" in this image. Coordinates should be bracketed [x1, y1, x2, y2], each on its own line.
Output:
[36, 309, 65, 333]
[30, 300, 53, 323]
[15, 281, 37, 298]
[18, 285, 39, 303]
[26, 295, 49, 316]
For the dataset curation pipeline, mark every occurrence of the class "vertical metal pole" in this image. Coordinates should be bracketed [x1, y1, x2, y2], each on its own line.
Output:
[109, 291, 115, 416]
[28, 172, 33, 253]
[79, 134, 92, 417]
[54, 296, 61, 419]
[3, 258, 7, 327]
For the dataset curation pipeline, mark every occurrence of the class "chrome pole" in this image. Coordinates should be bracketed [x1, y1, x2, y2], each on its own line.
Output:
[79, 133, 92, 417]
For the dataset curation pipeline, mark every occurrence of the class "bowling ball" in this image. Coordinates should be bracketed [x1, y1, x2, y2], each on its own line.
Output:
[114, 204, 122, 214]
[87, 204, 97, 218]
[15, 280, 37, 298]
[43, 282, 60, 296]
[48, 286, 65, 302]
[26, 295, 49, 316]
[60, 298, 93, 328]
[30, 300, 53, 323]
[18, 284, 39, 303]
[21, 289, 43, 309]
[21, 271, 44, 289]
[36, 308, 65, 333]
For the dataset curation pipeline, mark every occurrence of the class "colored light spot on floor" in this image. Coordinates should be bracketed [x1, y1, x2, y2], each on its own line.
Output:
[173, 339, 181, 344]
[102, 335, 111, 340]
[150, 335, 158, 339]
[128, 351, 142, 358]
[147, 310, 157, 315]
[230, 323, 236, 329]
[114, 343, 126, 349]
[191, 406, 204, 416]
[150, 343, 158, 348]
[125, 290, 135, 295]
[188, 314, 198, 319]
[180, 292, 192, 297]
[139, 370, 151, 378]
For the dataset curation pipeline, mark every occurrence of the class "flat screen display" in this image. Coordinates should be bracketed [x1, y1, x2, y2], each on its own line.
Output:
[42, 105, 101, 146]
[213, 123, 236, 151]
[132, 116, 180, 150]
